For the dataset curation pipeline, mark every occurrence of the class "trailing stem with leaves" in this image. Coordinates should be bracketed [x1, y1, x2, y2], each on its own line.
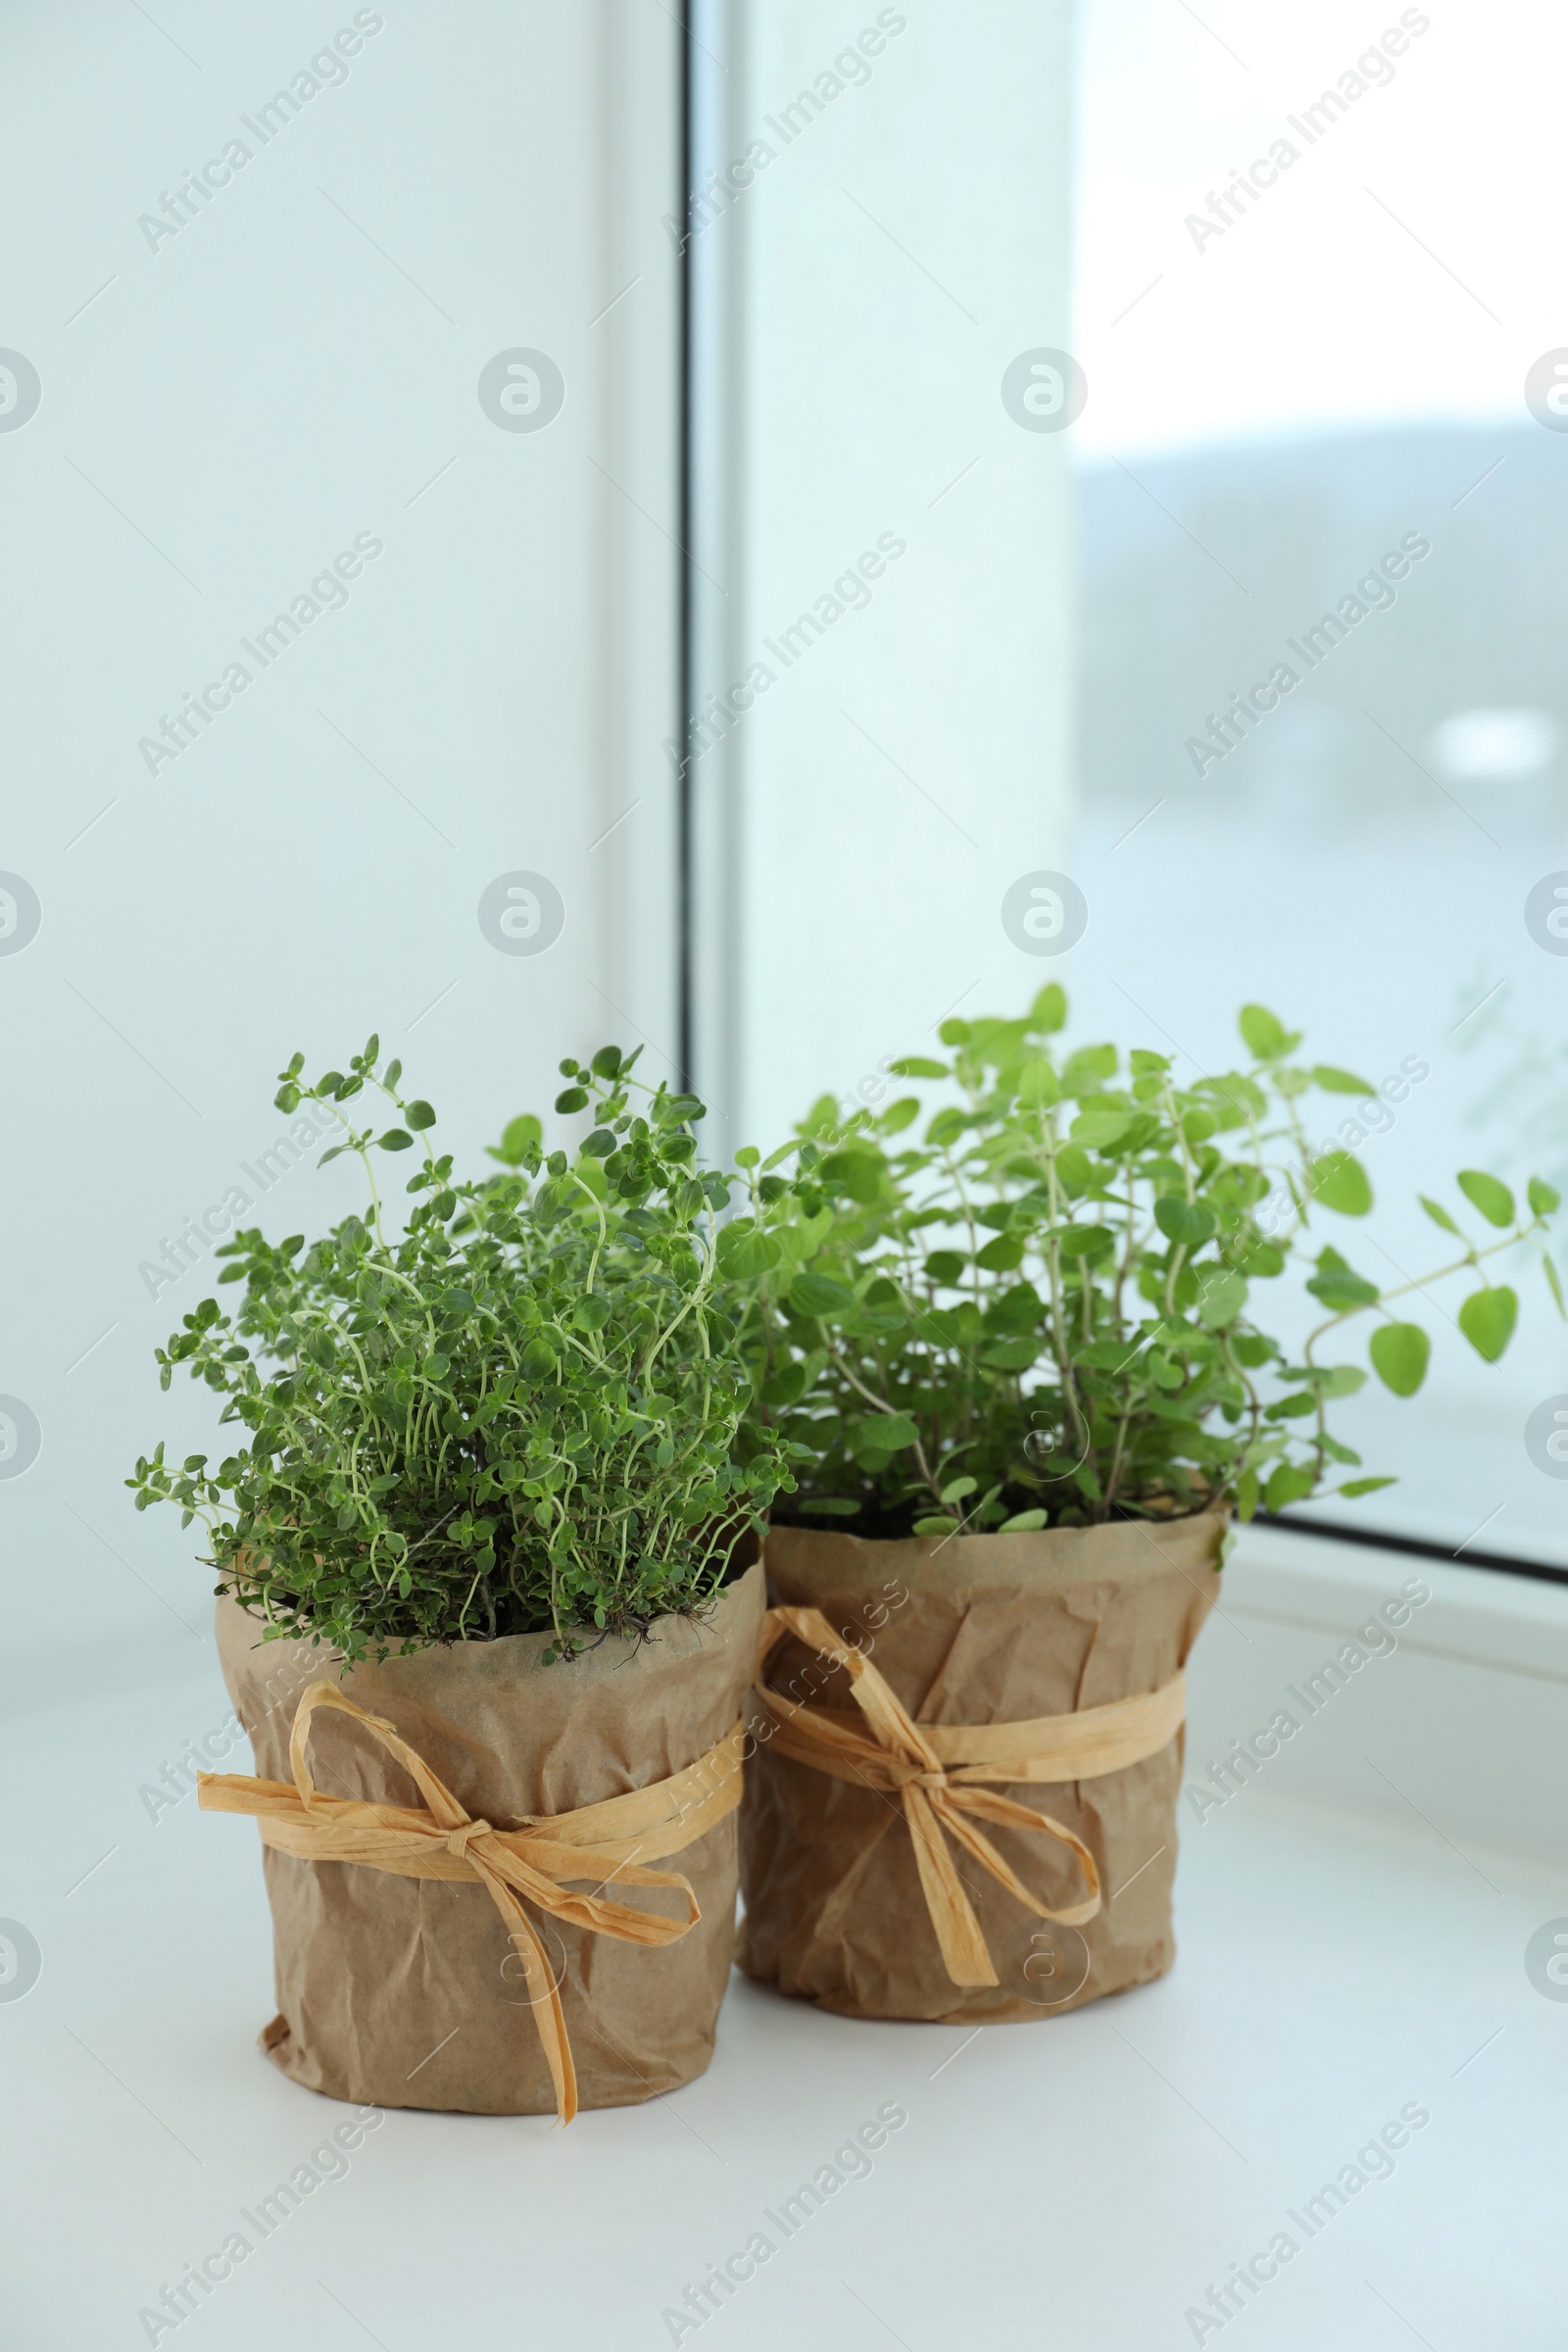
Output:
[728, 991, 1562, 1540]
[128, 1038, 788, 1663]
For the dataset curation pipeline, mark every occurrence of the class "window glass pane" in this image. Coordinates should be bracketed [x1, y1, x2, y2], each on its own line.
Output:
[1072, 0, 1568, 1562]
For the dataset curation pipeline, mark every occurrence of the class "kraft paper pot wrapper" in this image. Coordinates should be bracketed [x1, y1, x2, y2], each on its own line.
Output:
[215, 1559, 763, 2114]
[738, 1516, 1221, 2023]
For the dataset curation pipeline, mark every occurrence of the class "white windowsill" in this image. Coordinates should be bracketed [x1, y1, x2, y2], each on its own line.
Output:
[5, 1525, 1565, 2346]
[1194, 1520, 1568, 1871]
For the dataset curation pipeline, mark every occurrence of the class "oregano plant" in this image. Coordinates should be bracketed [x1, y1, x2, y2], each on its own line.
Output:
[128, 1037, 789, 1662]
[729, 991, 1562, 1540]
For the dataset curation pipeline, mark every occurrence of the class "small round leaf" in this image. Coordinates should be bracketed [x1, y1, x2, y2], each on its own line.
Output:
[1456, 1170, 1515, 1229]
[1368, 1321, 1430, 1397]
[1153, 1197, 1217, 1248]
[1308, 1152, 1372, 1216]
[1457, 1286, 1517, 1362]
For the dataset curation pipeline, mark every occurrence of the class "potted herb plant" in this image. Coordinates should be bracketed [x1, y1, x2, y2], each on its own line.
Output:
[130, 1038, 788, 2122]
[728, 990, 1561, 2024]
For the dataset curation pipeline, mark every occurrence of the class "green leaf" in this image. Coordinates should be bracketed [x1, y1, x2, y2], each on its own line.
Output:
[1069, 1107, 1137, 1152]
[982, 1280, 1043, 1333]
[856, 1412, 920, 1455]
[1419, 1194, 1461, 1236]
[923, 1250, 967, 1286]
[554, 1087, 588, 1113]
[1456, 1170, 1515, 1229]
[760, 1361, 808, 1408]
[1528, 1177, 1561, 1218]
[790, 1272, 856, 1318]
[1060, 1044, 1117, 1091]
[1264, 1394, 1317, 1420]
[1457, 1285, 1518, 1362]
[1303, 1266, 1379, 1310]
[999, 1508, 1048, 1532]
[1029, 984, 1067, 1033]
[1368, 1322, 1430, 1397]
[1055, 1224, 1115, 1263]
[925, 1106, 967, 1148]
[376, 1128, 414, 1152]
[889, 1056, 949, 1079]
[1264, 1462, 1317, 1511]
[488, 1112, 543, 1167]
[1339, 1476, 1397, 1497]
[978, 1338, 1041, 1370]
[1016, 1056, 1058, 1106]
[913, 1307, 959, 1348]
[1312, 1064, 1377, 1095]
[1054, 1146, 1092, 1195]
[1544, 1255, 1566, 1319]
[715, 1220, 783, 1278]
[820, 1148, 883, 1203]
[1197, 1269, 1248, 1330]
[796, 1496, 861, 1516]
[591, 1046, 622, 1077]
[404, 1101, 436, 1131]
[1239, 1004, 1291, 1060]
[1075, 1337, 1144, 1371]
[975, 1233, 1025, 1272]
[1153, 1196, 1217, 1248]
[1308, 1152, 1372, 1215]
[912, 1516, 961, 1538]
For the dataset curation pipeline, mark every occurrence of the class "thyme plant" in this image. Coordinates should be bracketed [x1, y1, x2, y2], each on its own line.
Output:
[733, 990, 1561, 1539]
[129, 1039, 788, 1661]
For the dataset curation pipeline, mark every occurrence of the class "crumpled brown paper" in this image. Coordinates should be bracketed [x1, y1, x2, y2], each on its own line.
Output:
[737, 1516, 1222, 2022]
[214, 1560, 763, 2114]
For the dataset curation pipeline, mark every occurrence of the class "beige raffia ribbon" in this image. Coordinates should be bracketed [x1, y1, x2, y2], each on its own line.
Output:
[753, 1606, 1188, 1990]
[199, 1681, 743, 2127]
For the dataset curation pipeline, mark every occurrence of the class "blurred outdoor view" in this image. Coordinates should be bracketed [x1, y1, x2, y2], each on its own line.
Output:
[1069, 0, 1568, 1563]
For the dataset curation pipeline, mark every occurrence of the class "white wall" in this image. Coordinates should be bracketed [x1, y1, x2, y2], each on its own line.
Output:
[687, 0, 1080, 1160]
[0, 1, 682, 1681]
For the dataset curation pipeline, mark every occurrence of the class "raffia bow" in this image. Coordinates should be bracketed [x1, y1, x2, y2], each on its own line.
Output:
[752, 1606, 1188, 1989]
[199, 1681, 743, 2125]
